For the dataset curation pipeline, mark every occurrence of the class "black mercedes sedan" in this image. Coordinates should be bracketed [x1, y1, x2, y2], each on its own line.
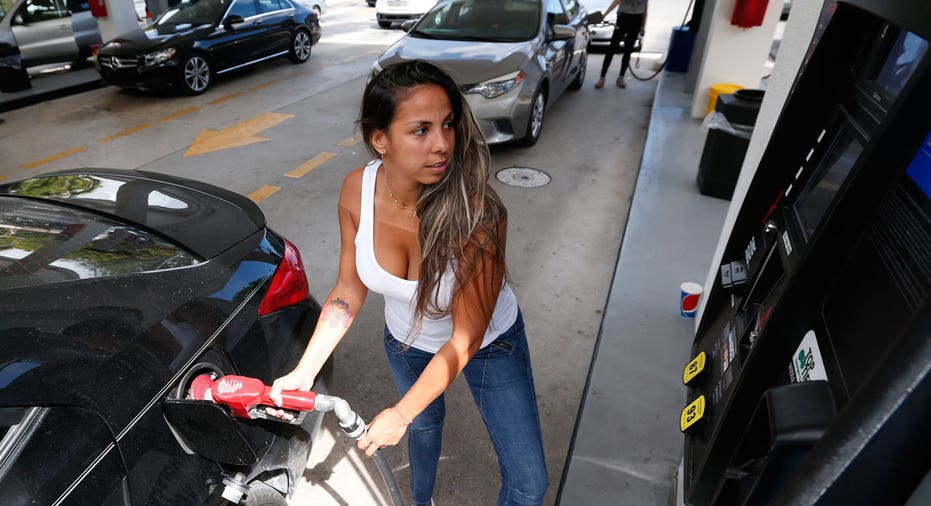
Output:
[0, 169, 331, 505]
[96, 0, 321, 95]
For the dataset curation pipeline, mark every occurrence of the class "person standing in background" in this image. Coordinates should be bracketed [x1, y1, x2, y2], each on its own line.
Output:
[595, 0, 648, 89]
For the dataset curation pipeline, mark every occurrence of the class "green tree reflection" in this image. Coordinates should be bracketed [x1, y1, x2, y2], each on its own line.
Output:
[12, 176, 101, 198]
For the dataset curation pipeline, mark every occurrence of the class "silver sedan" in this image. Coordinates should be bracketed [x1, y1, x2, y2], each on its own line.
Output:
[373, 0, 590, 146]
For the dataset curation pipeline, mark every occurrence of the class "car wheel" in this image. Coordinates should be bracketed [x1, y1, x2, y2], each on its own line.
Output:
[242, 482, 287, 506]
[179, 54, 211, 95]
[288, 29, 312, 64]
[568, 51, 587, 91]
[517, 86, 546, 147]
[378, 20, 391, 28]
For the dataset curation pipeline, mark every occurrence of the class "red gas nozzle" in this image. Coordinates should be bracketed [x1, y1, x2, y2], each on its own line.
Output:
[188, 374, 316, 423]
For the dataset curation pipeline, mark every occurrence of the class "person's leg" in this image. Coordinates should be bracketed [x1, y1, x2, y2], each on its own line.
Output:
[384, 329, 444, 506]
[618, 13, 643, 87]
[463, 311, 548, 506]
[596, 24, 624, 88]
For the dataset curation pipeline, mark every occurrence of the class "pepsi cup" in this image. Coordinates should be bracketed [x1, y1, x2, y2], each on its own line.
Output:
[680, 282, 703, 318]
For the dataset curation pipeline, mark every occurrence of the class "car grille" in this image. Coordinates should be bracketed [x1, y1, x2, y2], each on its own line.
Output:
[99, 56, 139, 69]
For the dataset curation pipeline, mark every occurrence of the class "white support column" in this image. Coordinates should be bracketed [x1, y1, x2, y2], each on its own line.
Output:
[689, 0, 785, 118]
[96, 0, 142, 44]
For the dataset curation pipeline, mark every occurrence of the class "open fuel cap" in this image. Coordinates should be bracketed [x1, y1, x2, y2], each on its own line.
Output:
[683, 351, 707, 385]
[680, 395, 707, 433]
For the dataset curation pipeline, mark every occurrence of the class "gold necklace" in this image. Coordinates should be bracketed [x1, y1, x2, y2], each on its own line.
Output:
[384, 171, 417, 217]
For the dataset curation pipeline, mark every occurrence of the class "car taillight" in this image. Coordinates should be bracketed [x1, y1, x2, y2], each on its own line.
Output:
[258, 240, 309, 316]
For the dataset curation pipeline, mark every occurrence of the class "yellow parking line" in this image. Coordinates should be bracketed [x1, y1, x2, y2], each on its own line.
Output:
[337, 133, 362, 147]
[157, 106, 200, 122]
[98, 123, 154, 143]
[208, 91, 246, 105]
[285, 152, 336, 178]
[334, 50, 381, 65]
[20, 147, 86, 170]
[249, 81, 277, 92]
[284, 70, 310, 79]
[248, 185, 280, 203]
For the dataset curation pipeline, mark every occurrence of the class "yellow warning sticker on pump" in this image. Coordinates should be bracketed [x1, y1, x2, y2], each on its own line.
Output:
[683, 351, 706, 385]
[680, 395, 706, 432]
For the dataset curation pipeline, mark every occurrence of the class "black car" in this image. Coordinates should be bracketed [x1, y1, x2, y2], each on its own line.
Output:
[0, 169, 331, 505]
[96, 0, 321, 95]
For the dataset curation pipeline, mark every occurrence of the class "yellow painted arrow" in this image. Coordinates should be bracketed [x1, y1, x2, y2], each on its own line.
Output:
[185, 112, 293, 157]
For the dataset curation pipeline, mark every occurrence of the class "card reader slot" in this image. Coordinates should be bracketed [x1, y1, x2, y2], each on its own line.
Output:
[739, 241, 785, 314]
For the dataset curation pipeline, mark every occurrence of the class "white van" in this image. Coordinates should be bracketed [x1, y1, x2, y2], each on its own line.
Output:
[375, 0, 437, 28]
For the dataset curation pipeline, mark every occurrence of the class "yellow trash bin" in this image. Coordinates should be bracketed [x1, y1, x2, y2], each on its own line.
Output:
[707, 83, 744, 116]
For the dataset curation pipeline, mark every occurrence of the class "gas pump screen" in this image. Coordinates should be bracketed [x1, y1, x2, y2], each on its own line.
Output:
[874, 30, 928, 98]
[794, 128, 864, 239]
[905, 129, 931, 198]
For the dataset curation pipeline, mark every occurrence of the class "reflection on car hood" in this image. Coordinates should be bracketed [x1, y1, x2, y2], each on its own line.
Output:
[101, 24, 215, 53]
[0, 241, 274, 433]
[0, 406, 121, 505]
[379, 37, 533, 85]
[0, 169, 265, 259]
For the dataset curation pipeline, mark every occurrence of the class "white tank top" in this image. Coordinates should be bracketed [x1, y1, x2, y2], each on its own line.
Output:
[354, 160, 518, 353]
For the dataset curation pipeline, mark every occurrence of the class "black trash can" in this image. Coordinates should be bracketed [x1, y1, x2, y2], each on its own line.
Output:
[697, 89, 764, 199]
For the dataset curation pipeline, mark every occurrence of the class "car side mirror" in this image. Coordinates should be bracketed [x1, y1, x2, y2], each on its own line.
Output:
[551, 24, 575, 41]
[400, 19, 416, 32]
[223, 14, 245, 30]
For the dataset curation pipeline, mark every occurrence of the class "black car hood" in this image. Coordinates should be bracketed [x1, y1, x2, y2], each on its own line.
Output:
[0, 169, 265, 259]
[101, 23, 216, 54]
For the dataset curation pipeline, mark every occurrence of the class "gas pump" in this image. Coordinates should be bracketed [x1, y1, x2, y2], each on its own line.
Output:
[681, 1, 931, 504]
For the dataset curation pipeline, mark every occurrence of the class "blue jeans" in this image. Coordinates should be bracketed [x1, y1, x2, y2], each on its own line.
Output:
[383, 310, 548, 506]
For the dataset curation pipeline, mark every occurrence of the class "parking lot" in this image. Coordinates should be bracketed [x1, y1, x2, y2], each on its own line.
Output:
[0, 1, 688, 504]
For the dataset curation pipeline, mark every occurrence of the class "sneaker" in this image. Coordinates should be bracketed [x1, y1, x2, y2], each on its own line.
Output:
[617, 75, 626, 88]
[594, 77, 605, 89]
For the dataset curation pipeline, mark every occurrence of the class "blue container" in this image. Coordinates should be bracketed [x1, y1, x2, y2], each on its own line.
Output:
[666, 25, 696, 73]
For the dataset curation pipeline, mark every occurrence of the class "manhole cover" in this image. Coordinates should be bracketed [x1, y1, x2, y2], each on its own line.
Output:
[495, 167, 551, 188]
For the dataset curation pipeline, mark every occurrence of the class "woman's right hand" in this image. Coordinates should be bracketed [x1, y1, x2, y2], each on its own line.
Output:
[266, 367, 317, 420]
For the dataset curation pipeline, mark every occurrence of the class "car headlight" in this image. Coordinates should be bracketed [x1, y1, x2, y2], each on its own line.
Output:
[144, 48, 176, 67]
[463, 71, 526, 99]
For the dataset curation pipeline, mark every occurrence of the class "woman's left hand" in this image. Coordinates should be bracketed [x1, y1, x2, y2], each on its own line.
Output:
[356, 406, 410, 457]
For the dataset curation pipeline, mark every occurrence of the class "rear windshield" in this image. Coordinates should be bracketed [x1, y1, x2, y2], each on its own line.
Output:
[411, 0, 541, 42]
[0, 197, 201, 290]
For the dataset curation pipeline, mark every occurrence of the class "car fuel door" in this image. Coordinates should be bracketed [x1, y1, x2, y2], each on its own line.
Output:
[10, 0, 79, 66]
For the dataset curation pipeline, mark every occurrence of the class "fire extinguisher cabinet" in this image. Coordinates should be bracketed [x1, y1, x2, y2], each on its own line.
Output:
[732, 0, 771, 28]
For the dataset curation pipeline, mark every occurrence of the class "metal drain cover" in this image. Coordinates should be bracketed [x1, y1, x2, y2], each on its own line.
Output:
[495, 167, 551, 188]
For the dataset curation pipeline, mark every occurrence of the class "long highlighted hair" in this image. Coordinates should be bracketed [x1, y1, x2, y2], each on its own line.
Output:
[358, 60, 509, 337]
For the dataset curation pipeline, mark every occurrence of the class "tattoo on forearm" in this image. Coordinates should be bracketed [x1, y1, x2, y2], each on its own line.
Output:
[323, 298, 353, 329]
